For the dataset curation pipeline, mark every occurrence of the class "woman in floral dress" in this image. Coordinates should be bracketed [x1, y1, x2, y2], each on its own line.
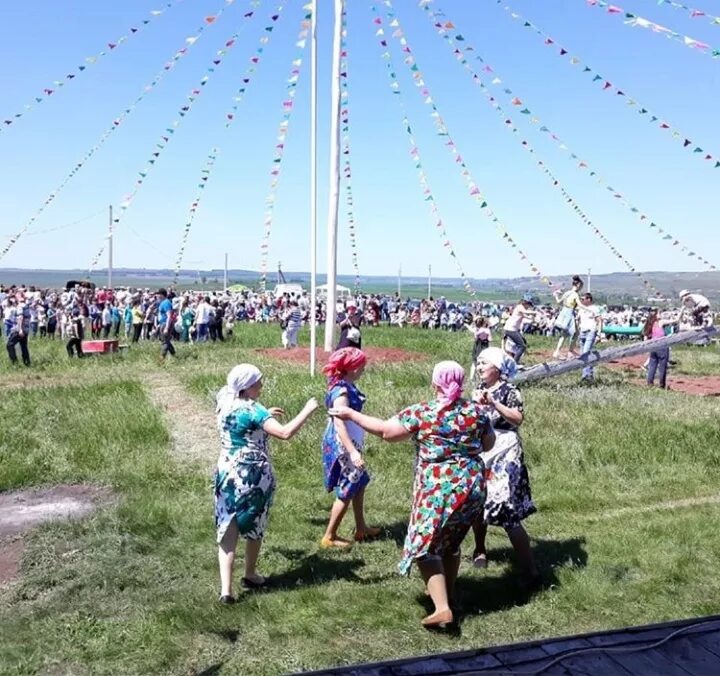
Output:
[215, 364, 318, 604]
[320, 348, 380, 548]
[330, 361, 495, 630]
[471, 347, 539, 587]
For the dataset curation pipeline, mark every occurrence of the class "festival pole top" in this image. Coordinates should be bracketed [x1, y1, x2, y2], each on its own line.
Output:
[323, 0, 345, 352]
[310, 0, 318, 374]
[108, 205, 113, 290]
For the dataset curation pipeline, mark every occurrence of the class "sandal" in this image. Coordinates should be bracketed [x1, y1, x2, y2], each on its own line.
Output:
[472, 552, 488, 569]
[320, 536, 353, 549]
[421, 609, 454, 631]
[354, 526, 382, 542]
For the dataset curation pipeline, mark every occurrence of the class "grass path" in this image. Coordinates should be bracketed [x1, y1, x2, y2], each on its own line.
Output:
[141, 368, 216, 467]
[591, 493, 720, 522]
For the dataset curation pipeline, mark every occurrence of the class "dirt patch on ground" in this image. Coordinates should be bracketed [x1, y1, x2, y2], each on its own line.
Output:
[255, 346, 427, 365]
[0, 484, 112, 586]
[528, 350, 720, 397]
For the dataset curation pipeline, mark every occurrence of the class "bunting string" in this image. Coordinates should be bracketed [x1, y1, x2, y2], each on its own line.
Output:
[646, 0, 720, 27]
[175, 2, 297, 282]
[0, 0, 234, 263]
[258, 10, 312, 290]
[372, 7, 481, 296]
[497, 1, 720, 169]
[423, 0, 716, 273]
[379, 1, 553, 289]
[585, 0, 720, 57]
[89, 2, 269, 273]
[340, 9, 361, 291]
[1, 0, 184, 134]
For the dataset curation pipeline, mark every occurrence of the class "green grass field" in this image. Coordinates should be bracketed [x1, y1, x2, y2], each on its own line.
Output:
[1, 325, 719, 675]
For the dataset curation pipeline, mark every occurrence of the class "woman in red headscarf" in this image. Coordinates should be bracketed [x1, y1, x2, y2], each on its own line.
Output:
[320, 347, 380, 548]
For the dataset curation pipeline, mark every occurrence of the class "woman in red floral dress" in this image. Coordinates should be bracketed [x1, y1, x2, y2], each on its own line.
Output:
[330, 361, 495, 630]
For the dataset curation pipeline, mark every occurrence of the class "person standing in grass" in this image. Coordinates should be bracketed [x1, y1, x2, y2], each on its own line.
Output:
[471, 347, 539, 588]
[552, 275, 584, 360]
[643, 309, 675, 389]
[577, 293, 604, 383]
[215, 364, 318, 604]
[66, 309, 85, 358]
[320, 347, 380, 548]
[330, 361, 494, 630]
[156, 289, 176, 359]
[6, 299, 31, 367]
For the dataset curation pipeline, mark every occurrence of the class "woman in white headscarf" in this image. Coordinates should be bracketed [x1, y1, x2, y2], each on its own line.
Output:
[214, 364, 318, 603]
[471, 348, 539, 588]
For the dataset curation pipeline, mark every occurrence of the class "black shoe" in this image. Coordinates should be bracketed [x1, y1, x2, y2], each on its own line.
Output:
[219, 594, 236, 605]
[241, 576, 267, 590]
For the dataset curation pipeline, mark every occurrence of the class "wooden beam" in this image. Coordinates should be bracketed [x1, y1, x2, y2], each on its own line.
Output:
[513, 327, 718, 384]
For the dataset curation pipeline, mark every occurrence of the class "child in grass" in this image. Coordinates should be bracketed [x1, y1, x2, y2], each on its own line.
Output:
[320, 347, 380, 548]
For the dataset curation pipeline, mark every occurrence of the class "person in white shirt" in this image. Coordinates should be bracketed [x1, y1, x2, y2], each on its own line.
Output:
[502, 294, 534, 364]
[576, 293, 603, 383]
[194, 296, 213, 342]
[281, 301, 302, 348]
[679, 290, 711, 326]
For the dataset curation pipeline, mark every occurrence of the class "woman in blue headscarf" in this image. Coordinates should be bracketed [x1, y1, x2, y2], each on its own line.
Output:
[471, 347, 539, 588]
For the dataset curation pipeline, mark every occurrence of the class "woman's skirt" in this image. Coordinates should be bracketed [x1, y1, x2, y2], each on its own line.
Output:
[322, 424, 370, 501]
[554, 307, 577, 337]
[481, 430, 536, 531]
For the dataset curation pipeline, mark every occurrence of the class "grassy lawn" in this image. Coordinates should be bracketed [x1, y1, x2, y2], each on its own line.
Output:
[0, 327, 719, 675]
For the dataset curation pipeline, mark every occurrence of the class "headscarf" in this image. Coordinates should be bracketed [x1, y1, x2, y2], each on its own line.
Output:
[322, 347, 367, 386]
[227, 363, 263, 395]
[431, 360, 465, 409]
[478, 347, 517, 381]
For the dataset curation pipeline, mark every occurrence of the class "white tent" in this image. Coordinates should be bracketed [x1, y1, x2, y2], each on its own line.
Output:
[317, 283, 351, 299]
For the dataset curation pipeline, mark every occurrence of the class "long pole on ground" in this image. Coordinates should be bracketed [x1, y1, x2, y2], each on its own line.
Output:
[108, 204, 113, 289]
[513, 327, 718, 385]
[323, 0, 344, 352]
[309, 0, 318, 373]
[224, 252, 228, 293]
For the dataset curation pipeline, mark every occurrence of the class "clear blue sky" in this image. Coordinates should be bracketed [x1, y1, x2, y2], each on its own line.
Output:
[0, 0, 717, 279]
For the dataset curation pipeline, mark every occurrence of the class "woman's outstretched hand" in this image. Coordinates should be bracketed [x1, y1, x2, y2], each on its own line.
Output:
[328, 405, 352, 420]
[304, 398, 320, 414]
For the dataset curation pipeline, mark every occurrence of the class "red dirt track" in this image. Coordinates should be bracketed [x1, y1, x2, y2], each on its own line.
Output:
[255, 346, 427, 365]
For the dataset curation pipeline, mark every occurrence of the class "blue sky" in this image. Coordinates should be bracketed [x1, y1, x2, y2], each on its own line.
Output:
[0, 0, 718, 280]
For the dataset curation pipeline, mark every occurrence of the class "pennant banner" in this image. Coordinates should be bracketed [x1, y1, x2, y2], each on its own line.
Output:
[651, 0, 720, 27]
[1, 0, 185, 134]
[422, 0, 716, 273]
[88, 2, 271, 273]
[585, 0, 720, 57]
[378, 1, 553, 290]
[340, 10, 361, 291]
[372, 7, 480, 296]
[498, 1, 720, 170]
[174, 3, 298, 280]
[0, 0, 234, 263]
[258, 10, 312, 290]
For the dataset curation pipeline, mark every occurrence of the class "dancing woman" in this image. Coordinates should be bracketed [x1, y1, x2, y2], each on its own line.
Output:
[330, 361, 495, 629]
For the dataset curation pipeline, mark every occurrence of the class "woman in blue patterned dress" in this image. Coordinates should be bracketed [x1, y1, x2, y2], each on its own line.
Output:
[215, 364, 318, 604]
[330, 361, 495, 630]
[320, 348, 380, 548]
[471, 347, 539, 587]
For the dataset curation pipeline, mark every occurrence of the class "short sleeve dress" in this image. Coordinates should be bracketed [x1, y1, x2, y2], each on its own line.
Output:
[214, 392, 274, 543]
[322, 380, 370, 500]
[478, 381, 536, 532]
[394, 398, 491, 575]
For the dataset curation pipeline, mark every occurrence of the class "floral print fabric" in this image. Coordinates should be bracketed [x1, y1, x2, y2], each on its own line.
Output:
[214, 397, 274, 543]
[322, 380, 370, 500]
[394, 399, 491, 575]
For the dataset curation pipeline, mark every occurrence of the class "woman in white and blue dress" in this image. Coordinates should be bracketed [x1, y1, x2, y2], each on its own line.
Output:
[214, 364, 318, 603]
[471, 348, 540, 588]
[552, 275, 584, 361]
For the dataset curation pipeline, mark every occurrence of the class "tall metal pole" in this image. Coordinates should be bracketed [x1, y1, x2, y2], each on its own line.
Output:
[309, 0, 318, 373]
[587, 267, 592, 294]
[224, 252, 228, 293]
[323, 0, 344, 352]
[108, 204, 113, 289]
[398, 263, 402, 297]
[428, 264, 432, 299]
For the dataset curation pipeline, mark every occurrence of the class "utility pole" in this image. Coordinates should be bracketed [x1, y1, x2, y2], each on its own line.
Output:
[309, 0, 318, 374]
[428, 264, 432, 299]
[108, 204, 113, 290]
[587, 267, 592, 294]
[224, 252, 228, 293]
[398, 263, 402, 297]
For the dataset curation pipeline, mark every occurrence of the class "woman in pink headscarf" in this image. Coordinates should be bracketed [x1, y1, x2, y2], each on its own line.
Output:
[330, 360, 495, 630]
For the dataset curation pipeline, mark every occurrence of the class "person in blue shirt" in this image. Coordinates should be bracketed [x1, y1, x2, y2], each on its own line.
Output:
[156, 288, 176, 359]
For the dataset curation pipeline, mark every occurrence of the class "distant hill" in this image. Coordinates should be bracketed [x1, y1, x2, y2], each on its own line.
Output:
[0, 267, 718, 303]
